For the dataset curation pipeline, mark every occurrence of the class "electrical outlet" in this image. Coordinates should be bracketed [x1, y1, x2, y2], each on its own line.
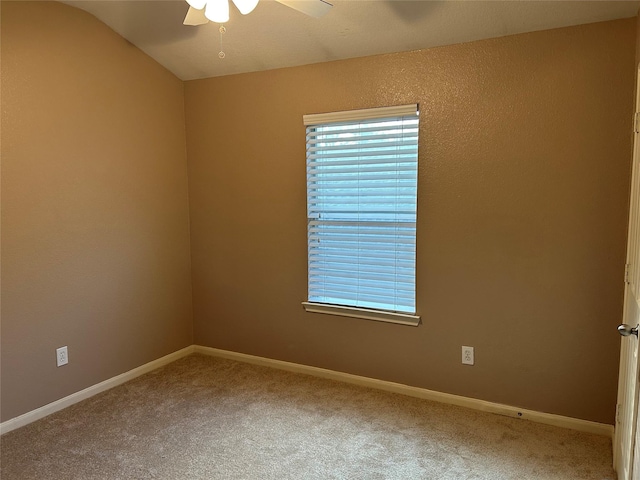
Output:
[462, 346, 474, 365]
[56, 346, 68, 367]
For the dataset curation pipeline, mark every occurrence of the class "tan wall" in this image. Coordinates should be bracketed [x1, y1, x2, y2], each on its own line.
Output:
[185, 19, 636, 424]
[637, 13, 640, 67]
[1, 2, 194, 421]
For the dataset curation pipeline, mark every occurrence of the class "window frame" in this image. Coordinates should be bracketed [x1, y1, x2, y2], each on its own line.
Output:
[302, 104, 421, 327]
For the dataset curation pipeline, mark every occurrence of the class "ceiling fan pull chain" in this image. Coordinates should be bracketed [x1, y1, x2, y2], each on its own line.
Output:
[218, 25, 226, 59]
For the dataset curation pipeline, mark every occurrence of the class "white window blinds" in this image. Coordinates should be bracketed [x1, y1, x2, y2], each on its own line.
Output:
[304, 104, 419, 315]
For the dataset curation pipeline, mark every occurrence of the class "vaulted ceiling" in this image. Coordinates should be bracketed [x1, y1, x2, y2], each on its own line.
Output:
[62, 0, 640, 81]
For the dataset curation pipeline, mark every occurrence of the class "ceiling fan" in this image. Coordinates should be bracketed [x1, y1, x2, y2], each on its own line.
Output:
[183, 0, 333, 25]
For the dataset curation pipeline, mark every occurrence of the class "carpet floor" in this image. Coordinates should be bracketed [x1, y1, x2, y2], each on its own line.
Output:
[0, 354, 615, 479]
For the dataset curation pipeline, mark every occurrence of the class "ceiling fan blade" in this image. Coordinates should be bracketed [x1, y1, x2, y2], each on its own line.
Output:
[275, 0, 332, 18]
[183, 6, 209, 26]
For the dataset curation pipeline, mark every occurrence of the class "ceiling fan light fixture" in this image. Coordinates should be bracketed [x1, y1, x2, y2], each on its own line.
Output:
[205, 0, 230, 23]
[186, 0, 207, 10]
[231, 0, 259, 15]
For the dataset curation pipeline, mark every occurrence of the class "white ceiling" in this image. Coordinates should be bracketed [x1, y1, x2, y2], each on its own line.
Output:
[63, 0, 640, 81]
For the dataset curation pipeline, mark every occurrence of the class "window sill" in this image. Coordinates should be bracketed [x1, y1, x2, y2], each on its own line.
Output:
[302, 302, 421, 327]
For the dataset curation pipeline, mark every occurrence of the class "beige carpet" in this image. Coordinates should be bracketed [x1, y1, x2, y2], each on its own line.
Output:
[1, 354, 615, 479]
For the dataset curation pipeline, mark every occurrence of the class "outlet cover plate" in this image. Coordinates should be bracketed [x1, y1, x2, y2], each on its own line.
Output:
[56, 346, 68, 367]
[462, 346, 474, 365]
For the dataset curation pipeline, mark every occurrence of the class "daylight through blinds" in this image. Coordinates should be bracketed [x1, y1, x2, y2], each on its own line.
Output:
[304, 105, 419, 314]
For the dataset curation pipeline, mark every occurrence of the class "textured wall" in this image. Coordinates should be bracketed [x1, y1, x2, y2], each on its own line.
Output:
[185, 19, 635, 424]
[1, 2, 194, 421]
[637, 13, 640, 67]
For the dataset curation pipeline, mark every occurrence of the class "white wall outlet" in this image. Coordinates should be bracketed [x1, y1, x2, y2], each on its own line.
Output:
[462, 346, 474, 365]
[56, 346, 69, 367]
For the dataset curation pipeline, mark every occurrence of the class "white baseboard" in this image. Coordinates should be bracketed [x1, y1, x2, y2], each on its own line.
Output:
[0, 345, 195, 435]
[195, 345, 615, 439]
[1, 344, 614, 439]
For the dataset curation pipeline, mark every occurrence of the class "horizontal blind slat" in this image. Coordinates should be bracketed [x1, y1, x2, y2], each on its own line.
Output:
[309, 174, 417, 183]
[308, 166, 417, 176]
[306, 122, 419, 138]
[309, 264, 416, 277]
[306, 120, 419, 135]
[308, 157, 417, 168]
[307, 142, 418, 155]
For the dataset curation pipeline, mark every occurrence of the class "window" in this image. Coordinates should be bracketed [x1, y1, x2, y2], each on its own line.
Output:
[302, 104, 420, 326]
